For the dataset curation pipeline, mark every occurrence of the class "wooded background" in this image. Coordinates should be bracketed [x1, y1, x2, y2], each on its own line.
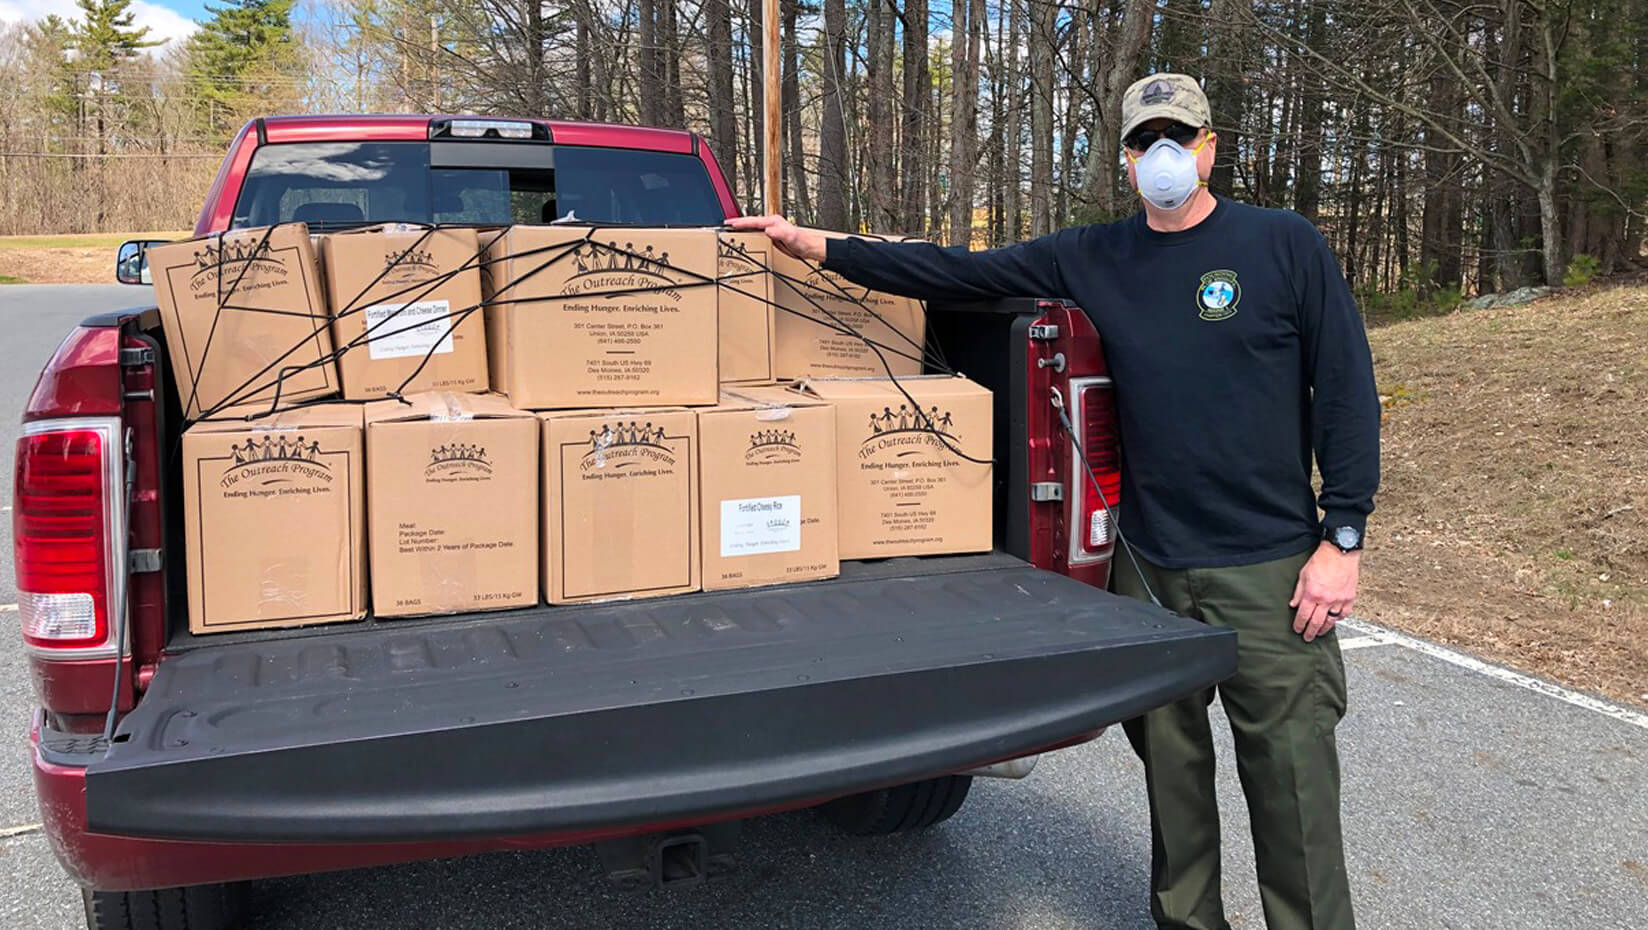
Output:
[3, 0, 1645, 309]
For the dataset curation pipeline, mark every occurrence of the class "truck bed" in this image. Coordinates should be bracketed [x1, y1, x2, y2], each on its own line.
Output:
[74, 553, 1234, 843]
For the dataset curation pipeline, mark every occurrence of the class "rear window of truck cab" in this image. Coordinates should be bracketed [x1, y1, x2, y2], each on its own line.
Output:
[230, 141, 726, 230]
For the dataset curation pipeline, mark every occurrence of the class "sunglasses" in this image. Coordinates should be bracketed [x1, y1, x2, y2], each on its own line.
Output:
[1124, 123, 1203, 152]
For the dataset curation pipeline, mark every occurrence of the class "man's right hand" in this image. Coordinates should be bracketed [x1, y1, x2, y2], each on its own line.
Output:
[725, 215, 827, 263]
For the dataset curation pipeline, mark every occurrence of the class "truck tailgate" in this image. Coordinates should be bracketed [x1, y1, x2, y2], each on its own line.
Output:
[84, 554, 1234, 842]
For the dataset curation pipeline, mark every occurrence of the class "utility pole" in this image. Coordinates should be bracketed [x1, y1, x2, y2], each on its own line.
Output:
[430, 14, 440, 111]
[762, 0, 781, 214]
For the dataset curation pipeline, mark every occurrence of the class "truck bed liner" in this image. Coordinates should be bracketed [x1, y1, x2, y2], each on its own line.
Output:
[85, 554, 1235, 843]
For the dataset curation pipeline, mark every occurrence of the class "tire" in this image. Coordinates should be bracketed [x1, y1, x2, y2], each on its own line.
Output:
[820, 775, 973, 836]
[82, 882, 246, 930]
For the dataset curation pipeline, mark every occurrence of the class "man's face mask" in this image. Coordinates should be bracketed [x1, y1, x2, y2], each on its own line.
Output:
[1128, 133, 1213, 211]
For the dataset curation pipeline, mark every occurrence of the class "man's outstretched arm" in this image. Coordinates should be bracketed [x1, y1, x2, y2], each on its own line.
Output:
[727, 215, 1070, 303]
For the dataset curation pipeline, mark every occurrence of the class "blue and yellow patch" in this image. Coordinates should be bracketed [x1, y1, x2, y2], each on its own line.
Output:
[1197, 270, 1240, 321]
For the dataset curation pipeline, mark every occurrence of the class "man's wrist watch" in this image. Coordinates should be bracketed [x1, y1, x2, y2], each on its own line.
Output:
[1323, 525, 1364, 554]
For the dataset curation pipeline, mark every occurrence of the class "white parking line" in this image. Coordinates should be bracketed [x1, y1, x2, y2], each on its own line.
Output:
[1343, 617, 1648, 731]
[0, 604, 15, 613]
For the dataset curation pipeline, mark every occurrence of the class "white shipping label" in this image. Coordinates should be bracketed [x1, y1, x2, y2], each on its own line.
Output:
[363, 300, 455, 360]
[720, 495, 802, 557]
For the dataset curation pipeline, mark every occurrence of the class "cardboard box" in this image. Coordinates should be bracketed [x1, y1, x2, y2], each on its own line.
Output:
[797, 376, 993, 559]
[320, 225, 490, 399]
[483, 226, 719, 408]
[697, 387, 838, 590]
[150, 223, 340, 419]
[772, 230, 926, 380]
[364, 393, 538, 617]
[541, 408, 700, 604]
[181, 404, 365, 633]
[717, 232, 776, 383]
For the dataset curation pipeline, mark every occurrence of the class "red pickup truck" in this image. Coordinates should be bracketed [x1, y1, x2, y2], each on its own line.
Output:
[18, 115, 1235, 930]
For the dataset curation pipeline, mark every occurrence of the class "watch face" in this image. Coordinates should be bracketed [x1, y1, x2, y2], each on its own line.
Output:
[1334, 526, 1361, 550]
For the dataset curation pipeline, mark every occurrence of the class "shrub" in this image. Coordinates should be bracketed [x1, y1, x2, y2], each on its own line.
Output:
[1563, 253, 1601, 287]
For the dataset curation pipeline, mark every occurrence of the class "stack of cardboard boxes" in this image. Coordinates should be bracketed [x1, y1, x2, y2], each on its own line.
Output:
[151, 222, 992, 634]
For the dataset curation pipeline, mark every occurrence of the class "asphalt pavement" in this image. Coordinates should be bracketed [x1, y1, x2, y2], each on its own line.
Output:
[1, 284, 1645, 930]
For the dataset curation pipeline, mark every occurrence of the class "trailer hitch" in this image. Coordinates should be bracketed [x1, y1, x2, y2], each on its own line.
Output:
[593, 821, 741, 891]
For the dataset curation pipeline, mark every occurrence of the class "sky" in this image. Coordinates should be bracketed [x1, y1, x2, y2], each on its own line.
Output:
[0, 0, 207, 48]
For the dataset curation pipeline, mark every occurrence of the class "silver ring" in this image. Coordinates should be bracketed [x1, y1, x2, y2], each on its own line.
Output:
[1326, 609, 1342, 617]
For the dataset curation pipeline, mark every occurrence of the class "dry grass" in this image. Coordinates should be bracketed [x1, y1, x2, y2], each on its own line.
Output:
[0, 231, 186, 285]
[1362, 284, 1648, 708]
[0, 231, 183, 250]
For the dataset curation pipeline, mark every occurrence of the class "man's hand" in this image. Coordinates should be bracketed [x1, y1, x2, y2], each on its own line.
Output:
[1290, 543, 1361, 641]
[725, 215, 828, 263]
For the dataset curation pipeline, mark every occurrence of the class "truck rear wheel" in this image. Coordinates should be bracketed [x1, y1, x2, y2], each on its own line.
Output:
[820, 775, 973, 835]
[82, 883, 246, 930]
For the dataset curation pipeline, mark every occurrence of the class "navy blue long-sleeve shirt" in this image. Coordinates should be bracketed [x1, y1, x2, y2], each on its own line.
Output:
[822, 197, 1381, 569]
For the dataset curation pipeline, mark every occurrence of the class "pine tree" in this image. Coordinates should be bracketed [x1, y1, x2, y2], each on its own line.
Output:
[69, 0, 160, 153]
[185, 0, 300, 140]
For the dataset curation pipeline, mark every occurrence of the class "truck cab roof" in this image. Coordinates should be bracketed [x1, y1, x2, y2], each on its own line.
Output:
[256, 115, 703, 155]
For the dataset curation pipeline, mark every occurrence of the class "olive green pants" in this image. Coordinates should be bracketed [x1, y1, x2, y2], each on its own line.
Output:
[1114, 548, 1353, 930]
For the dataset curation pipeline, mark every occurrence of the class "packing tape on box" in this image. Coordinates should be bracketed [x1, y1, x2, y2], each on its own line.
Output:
[723, 387, 794, 422]
[257, 556, 313, 617]
[430, 392, 473, 423]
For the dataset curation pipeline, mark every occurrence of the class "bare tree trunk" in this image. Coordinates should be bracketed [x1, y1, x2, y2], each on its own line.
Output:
[986, 2, 1006, 244]
[1292, 0, 1326, 220]
[783, 0, 811, 220]
[1206, 0, 1248, 197]
[817, 0, 849, 228]
[576, 15, 592, 118]
[707, 0, 737, 196]
[525, 0, 548, 116]
[901, 0, 932, 233]
[929, 62, 945, 234]
[1056, 11, 1085, 226]
[1005, 0, 1024, 240]
[1028, 0, 1054, 235]
[1346, 109, 1368, 286]
[947, 0, 983, 245]
[747, 0, 764, 209]
[663, 0, 684, 128]
[1077, 0, 1155, 217]
[1534, 16, 1563, 285]
[866, 0, 896, 229]
[639, 0, 661, 125]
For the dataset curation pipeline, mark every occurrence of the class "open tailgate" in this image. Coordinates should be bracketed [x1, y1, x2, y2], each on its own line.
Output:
[84, 554, 1234, 842]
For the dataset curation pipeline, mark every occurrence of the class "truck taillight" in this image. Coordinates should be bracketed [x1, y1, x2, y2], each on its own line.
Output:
[1069, 377, 1119, 564]
[13, 418, 125, 655]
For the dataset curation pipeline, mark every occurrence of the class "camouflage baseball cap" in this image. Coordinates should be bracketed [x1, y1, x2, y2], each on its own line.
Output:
[1120, 73, 1211, 143]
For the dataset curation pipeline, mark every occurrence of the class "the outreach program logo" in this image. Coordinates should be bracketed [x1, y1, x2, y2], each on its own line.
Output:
[579, 421, 678, 471]
[426, 442, 492, 481]
[219, 434, 333, 489]
[746, 428, 801, 464]
[386, 246, 439, 273]
[189, 239, 286, 291]
[562, 240, 684, 298]
[858, 405, 961, 461]
[1196, 270, 1240, 321]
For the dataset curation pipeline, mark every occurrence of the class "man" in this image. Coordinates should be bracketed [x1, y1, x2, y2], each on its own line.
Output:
[731, 72, 1377, 930]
